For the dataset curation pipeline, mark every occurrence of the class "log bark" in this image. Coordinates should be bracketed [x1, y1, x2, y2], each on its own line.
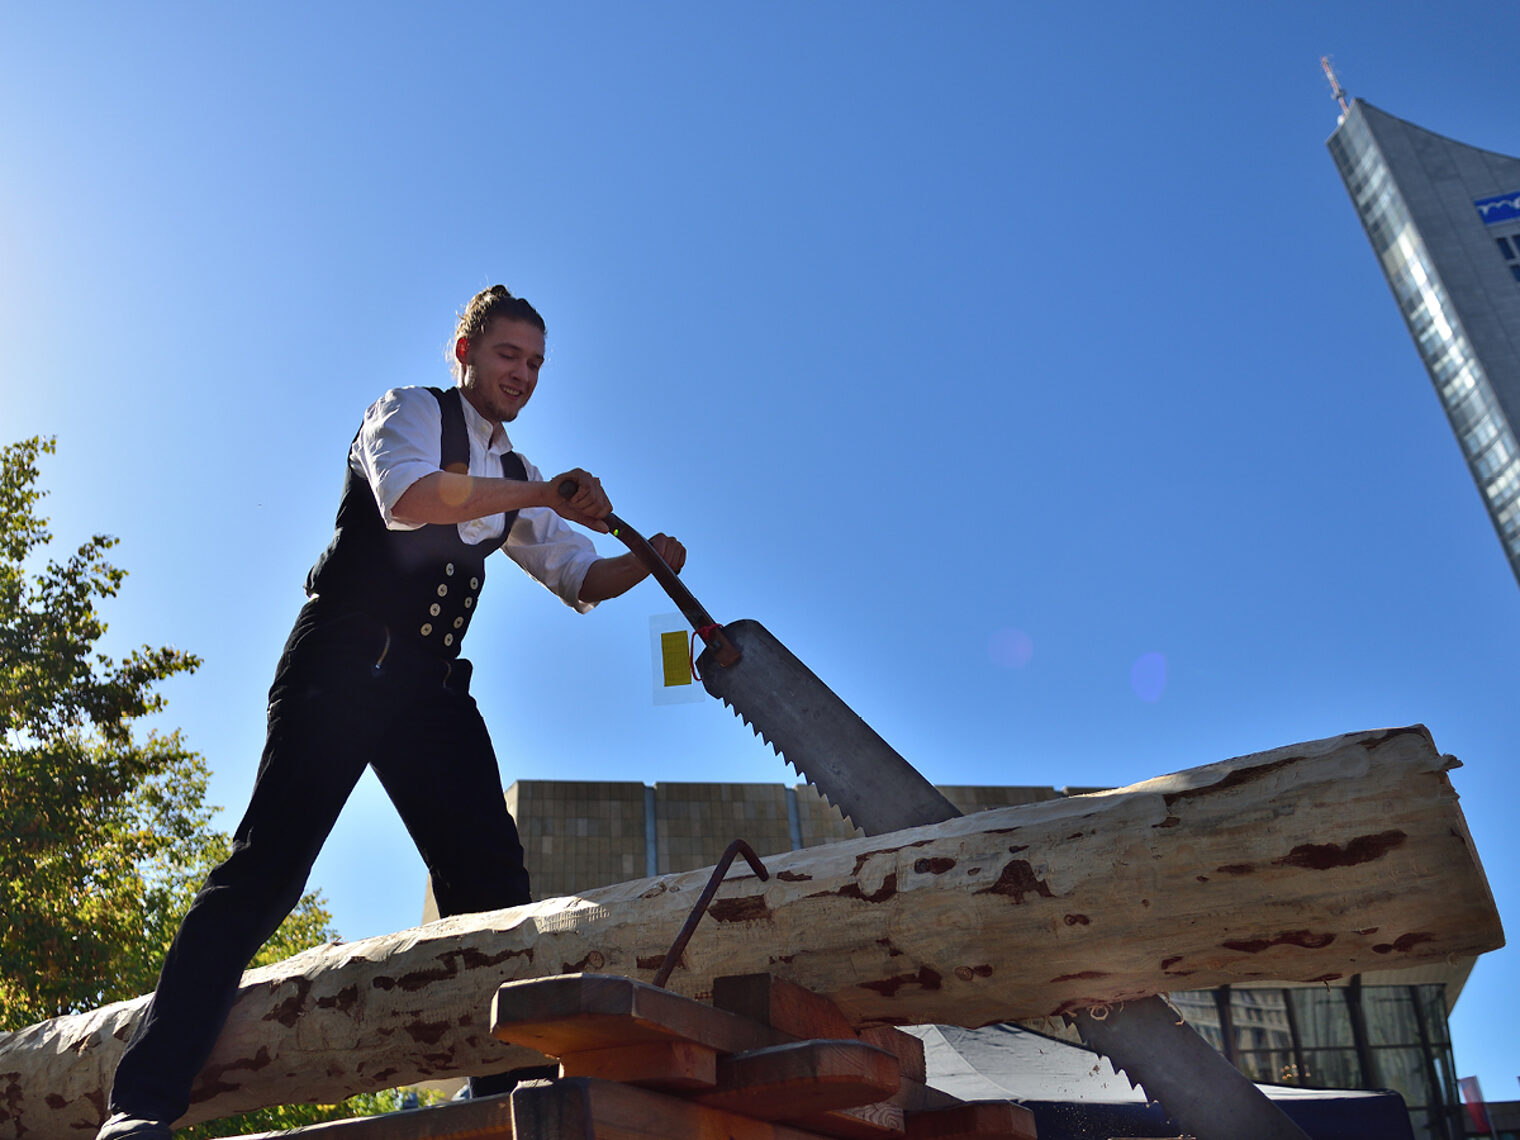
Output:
[0, 725, 1501, 1137]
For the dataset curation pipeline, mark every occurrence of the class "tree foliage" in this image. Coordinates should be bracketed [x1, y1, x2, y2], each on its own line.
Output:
[0, 437, 337, 1030]
[174, 1087, 449, 1138]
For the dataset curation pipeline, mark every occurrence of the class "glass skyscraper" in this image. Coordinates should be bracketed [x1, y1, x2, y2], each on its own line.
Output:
[1328, 100, 1520, 587]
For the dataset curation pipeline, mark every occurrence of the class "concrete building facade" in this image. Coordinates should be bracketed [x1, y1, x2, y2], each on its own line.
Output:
[502, 779, 1073, 900]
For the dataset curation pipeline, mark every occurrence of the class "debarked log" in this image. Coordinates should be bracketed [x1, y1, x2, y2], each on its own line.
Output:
[0, 725, 1502, 1137]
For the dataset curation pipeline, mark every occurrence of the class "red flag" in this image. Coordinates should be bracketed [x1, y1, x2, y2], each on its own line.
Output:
[1459, 1076, 1492, 1135]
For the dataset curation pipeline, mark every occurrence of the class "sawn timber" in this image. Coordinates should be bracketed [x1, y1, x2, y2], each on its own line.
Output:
[0, 724, 1502, 1137]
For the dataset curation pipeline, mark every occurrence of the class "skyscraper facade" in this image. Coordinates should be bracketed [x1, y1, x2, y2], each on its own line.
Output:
[1328, 100, 1520, 587]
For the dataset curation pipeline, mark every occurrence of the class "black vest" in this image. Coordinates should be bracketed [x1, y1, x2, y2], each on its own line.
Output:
[306, 387, 527, 659]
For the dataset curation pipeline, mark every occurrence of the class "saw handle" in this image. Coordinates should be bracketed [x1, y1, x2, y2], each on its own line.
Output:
[557, 479, 740, 668]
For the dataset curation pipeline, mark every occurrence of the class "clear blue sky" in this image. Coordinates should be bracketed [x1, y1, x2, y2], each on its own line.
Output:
[3, 0, 1516, 1099]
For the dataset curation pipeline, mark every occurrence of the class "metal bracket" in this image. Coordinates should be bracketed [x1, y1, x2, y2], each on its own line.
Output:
[653, 839, 770, 989]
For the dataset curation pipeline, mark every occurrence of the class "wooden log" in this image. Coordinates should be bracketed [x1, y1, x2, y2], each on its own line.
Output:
[0, 726, 1502, 1138]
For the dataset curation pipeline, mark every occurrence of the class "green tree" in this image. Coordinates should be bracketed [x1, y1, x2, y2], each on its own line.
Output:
[174, 1087, 449, 1139]
[0, 437, 337, 1029]
[0, 437, 438, 1135]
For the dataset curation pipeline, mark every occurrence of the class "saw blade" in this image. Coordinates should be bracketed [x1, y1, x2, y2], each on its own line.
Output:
[1070, 999, 1310, 1140]
[696, 617, 1310, 1140]
[696, 619, 960, 835]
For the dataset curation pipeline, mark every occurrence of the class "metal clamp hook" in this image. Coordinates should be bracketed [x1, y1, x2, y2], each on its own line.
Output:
[652, 839, 769, 989]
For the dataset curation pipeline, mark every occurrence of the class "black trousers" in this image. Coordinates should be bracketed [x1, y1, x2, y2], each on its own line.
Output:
[108, 601, 533, 1124]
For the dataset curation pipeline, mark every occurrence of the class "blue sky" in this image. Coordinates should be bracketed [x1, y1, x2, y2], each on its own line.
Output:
[4, 0, 1517, 1099]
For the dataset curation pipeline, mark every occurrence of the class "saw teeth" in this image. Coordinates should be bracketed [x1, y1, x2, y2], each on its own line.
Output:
[718, 694, 855, 827]
[723, 698, 779, 753]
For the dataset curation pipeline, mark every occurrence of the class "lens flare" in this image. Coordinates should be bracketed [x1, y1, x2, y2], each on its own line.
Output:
[1130, 652, 1167, 702]
[988, 628, 1034, 668]
[440, 473, 473, 507]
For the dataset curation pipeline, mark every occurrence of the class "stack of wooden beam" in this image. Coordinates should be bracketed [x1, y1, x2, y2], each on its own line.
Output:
[234, 972, 1037, 1140]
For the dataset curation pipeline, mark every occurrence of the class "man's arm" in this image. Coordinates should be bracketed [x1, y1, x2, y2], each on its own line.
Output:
[579, 534, 686, 603]
[394, 467, 612, 533]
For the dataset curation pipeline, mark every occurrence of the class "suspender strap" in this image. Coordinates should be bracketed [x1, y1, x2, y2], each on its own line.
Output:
[432, 387, 471, 472]
[430, 387, 528, 481]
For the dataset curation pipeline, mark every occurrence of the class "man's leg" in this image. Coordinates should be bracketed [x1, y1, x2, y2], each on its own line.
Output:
[371, 669, 531, 917]
[104, 624, 383, 1131]
[370, 667, 534, 1098]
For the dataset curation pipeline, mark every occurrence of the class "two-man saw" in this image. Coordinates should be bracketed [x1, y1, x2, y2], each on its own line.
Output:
[583, 492, 1310, 1140]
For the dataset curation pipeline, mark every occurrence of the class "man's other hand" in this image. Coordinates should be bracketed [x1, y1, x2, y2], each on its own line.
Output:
[648, 533, 686, 574]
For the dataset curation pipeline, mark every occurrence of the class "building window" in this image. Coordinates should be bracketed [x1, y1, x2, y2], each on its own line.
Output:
[1464, 415, 1499, 456]
[1492, 231, 1520, 286]
[1176, 983, 1462, 1140]
[1475, 437, 1515, 480]
[1487, 461, 1520, 506]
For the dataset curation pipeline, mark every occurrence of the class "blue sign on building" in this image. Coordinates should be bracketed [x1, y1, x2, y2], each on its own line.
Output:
[1474, 190, 1520, 225]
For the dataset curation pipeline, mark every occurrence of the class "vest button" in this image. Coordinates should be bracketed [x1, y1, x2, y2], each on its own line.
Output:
[446, 563, 455, 576]
[444, 633, 454, 647]
[437, 584, 448, 597]
[470, 577, 480, 589]
[430, 603, 441, 616]
[464, 597, 473, 609]
[453, 617, 464, 629]
[420, 623, 433, 636]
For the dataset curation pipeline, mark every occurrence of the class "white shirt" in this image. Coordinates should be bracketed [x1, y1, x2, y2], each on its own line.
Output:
[349, 385, 600, 613]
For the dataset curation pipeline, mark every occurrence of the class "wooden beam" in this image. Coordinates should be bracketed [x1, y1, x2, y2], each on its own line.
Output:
[710, 972, 953, 1134]
[788, 1099, 906, 1139]
[712, 973, 861, 1042]
[557, 1040, 717, 1090]
[508, 1076, 837, 1140]
[697, 1040, 901, 1119]
[490, 973, 774, 1058]
[1, 726, 1502, 1138]
[905, 1102, 1039, 1140]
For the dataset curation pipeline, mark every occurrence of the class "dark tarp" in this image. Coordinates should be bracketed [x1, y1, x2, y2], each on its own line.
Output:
[906, 1023, 1415, 1140]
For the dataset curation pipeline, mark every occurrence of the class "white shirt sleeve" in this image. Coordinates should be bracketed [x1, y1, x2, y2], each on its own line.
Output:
[349, 387, 602, 612]
[349, 388, 441, 532]
[505, 455, 603, 613]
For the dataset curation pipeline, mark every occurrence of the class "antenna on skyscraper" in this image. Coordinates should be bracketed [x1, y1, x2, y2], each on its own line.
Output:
[1321, 56, 1350, 117]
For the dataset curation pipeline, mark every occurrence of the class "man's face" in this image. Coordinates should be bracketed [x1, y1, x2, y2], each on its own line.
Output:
[459, 317, 545, 426]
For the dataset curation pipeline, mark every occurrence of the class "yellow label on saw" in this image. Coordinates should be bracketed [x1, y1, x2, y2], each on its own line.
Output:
[660, 630, 692, 687]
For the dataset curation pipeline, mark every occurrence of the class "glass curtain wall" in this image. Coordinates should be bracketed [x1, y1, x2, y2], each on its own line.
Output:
[1328, 105, 1520, 582]
[1171, 982, 1462, 1140]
